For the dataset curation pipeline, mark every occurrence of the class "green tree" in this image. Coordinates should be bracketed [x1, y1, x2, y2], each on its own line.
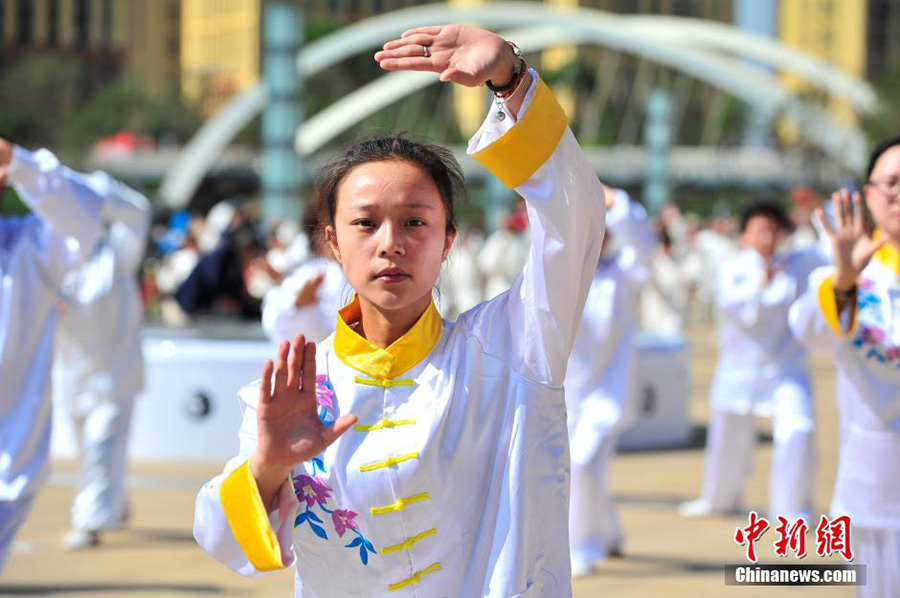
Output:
[865, 65, 900, 145]
[0, 53, 82, 153]
[0, 51, 201, 161]
[67, 80, 202, 154]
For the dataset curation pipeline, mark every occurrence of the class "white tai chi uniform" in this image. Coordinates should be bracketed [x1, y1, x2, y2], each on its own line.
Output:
[700, 246, 827, 520]
[53, 181, 151, 534]
[790, 241, 900, 598]
[0, 147, 106, 571]
[261, 257, 348, 345]
[438, 235, 485, 320]
[641, 248, 690, 336]
[565, 191, 652, 567]
[194, 74, 606, 597]
[691, 228, 737, 321]
[478, 225, 529, 301]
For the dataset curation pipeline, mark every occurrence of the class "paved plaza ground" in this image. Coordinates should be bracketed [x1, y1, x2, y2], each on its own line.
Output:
[1, 324, 853, 597]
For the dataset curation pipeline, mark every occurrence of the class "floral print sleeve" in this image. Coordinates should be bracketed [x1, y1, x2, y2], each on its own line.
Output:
[293, 374, 378, 565]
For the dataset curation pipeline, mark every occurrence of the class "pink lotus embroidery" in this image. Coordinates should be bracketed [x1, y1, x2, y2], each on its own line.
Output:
[291, 463, 377, 564]
[293, 474, 332, 508]
[315, 374, 335, 410]
[331, 509, 360, 537]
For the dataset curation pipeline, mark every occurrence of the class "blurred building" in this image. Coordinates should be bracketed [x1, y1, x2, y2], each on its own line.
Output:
[305, 0, 733, 20]
[779, 0, 900, 84]
[173, 0, 738, 123]
[304, 0, 422, 20]
[0, 0, 180, 97]
[180, 0, 261, 117]
[779, 0, 867, 127]
[770, 0, 899, 135]
[865, 0, 900, 81]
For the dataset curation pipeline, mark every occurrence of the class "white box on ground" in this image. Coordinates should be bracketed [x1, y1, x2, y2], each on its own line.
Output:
[52, 328, 692, 462]
[52, 327, 274, 462]
[618, 333, 693, 451]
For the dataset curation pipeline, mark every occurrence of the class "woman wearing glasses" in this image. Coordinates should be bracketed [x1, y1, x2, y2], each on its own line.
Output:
[790, 135, 900, 598]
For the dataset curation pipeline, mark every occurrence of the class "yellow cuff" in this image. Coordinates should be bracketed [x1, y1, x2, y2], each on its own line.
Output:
[816, 274, 858, 337]
[220, 460, 285, 572]
[471, 76, 568, 189]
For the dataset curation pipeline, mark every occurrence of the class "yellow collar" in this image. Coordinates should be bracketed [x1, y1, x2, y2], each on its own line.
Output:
[873, 230, 900, 273]
[333, 296, 443, 380]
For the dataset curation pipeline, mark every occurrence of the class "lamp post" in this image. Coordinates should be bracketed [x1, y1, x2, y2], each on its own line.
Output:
[262, 0, 303, 225]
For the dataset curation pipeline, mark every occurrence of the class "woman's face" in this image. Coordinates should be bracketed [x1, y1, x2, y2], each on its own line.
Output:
[865, 145, 900, 240]
[327, 159, 456, 315]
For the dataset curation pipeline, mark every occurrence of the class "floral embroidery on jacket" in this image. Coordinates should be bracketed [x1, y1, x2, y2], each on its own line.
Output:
[315, 375, 336, 424]
[851, 281, 900, 367]
[857, 280, 885, 326]
[292, 461, 377, 565]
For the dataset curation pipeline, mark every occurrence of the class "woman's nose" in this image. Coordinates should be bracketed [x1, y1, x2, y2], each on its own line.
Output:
[377, 223, 404, 256]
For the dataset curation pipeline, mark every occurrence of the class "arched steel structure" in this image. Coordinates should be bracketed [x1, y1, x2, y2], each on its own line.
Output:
[296, 25, 865, 163]
[159, 2, 876, 208]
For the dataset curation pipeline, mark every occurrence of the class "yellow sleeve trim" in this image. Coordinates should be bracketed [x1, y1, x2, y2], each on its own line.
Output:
[470, 76, 568, 189]
[355, 418, 417, 432]
[381, 528, 437, 554]
[219, 460, 285, 572]
[817, 274, 858, 337]
[353, 376, 415, 388]
[371, 492, 430, 515]
[872, 229, 900, 273]
[359, 452, 419, 473]
[388, 562, 442, 592]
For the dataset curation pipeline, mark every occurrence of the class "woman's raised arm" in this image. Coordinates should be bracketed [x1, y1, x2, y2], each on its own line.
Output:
[378, 26, 607, 387]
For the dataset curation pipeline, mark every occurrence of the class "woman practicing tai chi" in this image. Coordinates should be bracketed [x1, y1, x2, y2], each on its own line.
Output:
[790, 136, 900, 598]
[194, 24, 606, 597]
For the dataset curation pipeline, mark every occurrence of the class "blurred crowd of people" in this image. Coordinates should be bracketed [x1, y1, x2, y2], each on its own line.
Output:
[138, 183, 827, 339]
[3, 125, 897, 596]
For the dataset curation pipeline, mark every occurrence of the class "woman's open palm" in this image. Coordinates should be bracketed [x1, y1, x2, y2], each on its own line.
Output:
[817, 188, 888, 290]
[255, 334, 356, 471]
[375, 25, 511, 87]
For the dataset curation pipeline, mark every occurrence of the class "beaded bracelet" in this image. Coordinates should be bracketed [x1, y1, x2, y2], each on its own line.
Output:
[486, 41, 528, 121]
[833, 285, 857, 301]
[486, 41, 527, 99]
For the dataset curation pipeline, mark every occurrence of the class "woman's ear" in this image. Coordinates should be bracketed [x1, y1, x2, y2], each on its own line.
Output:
[442, 228, 458, 261]
[326, 225, 342, 264]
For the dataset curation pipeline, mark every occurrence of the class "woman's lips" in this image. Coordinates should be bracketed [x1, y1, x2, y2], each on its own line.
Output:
[374, 270, 409, 283]
[377, 274, 409, 283]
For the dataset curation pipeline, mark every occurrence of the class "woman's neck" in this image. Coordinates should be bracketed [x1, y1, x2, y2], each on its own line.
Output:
[886, 232, 900, 253]
[355, 293, 433, 348]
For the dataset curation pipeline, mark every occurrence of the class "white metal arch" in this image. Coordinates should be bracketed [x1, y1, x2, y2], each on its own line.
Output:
[159, 2, 876, 207]
[295, 25, 865, 168]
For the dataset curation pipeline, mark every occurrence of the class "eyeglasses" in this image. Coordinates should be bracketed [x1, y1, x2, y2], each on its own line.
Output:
[866, 179, 900, 197]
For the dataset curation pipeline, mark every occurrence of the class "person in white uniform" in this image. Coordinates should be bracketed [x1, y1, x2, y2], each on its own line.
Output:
[641, 226, 690, 335]
[262, 210, 348, 345]
[53, 179, 152, 549]
[478, 198, 530, 301]
[790, 135, 900, 598]
[680, 200, 828, 521]
[566, 187, 653, 575]
[0, 138, 113, 572]
[193, 25, 606, 597]
[437, 226, 485, 320]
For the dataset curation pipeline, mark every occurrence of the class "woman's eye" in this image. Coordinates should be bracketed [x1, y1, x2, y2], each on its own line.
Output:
[353, 219, 376, 228]
[406, 219, 425, 227]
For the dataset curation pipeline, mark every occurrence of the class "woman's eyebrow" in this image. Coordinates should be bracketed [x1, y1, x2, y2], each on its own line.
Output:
[347, 201, 435, 213]
[347, 203, 376, 213]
